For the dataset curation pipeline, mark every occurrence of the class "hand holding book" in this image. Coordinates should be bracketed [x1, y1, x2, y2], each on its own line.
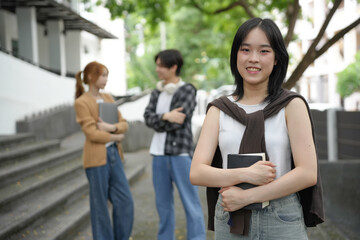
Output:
[219, 186, 254, 212]
[97, 117, 117, 132]
[245, 159, 276, 186]
[110, 133, 125, 142]
[226, 153, 276, 210]
[98, 102, 119, 133]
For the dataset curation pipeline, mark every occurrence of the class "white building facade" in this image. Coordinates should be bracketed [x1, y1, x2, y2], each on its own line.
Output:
[0, 0, 127, 134]
[291, 0, 360, 110]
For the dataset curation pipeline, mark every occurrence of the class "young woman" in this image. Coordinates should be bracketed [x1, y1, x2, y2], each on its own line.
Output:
[190, 18, 323, 239]
[74, 61, 134, 240]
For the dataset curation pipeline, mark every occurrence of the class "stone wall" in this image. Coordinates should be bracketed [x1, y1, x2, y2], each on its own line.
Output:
[16, 104, 80, 140]
[121, 121, 154, 152]
[319, 160, 360, 235]
[15, 105, 154, 152]
[311, 109, 360, 160]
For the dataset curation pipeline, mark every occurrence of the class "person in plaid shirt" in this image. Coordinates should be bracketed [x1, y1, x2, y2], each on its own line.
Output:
[144, 49, 206, 240]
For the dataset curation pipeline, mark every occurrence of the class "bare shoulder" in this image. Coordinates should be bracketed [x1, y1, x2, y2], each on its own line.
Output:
[286, 97, 308, 113]
[202, 106, 220, 128]
[207, 105, 220, 115]
[285, 97, 310, 123]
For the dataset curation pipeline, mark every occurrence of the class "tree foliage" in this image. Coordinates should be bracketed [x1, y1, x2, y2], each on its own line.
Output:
[336, 52, 360, 98]
[82, 0, 360, 91]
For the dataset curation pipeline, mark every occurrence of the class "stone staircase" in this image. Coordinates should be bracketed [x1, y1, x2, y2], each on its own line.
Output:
[0, 132, 145, 240]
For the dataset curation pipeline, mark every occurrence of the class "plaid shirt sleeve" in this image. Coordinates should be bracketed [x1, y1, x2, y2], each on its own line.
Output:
[143, 83, 197, 156]
[166, 83, 197, 155]
[144, 84, 196, 132]
[143, 90, 182, 132]
[171, 83, 197, 120]
[143, 90, 164, 132]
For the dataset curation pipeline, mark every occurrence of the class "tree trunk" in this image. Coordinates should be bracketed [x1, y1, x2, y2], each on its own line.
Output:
[283, 51, 315, 89]
[284, 0, 300, 48]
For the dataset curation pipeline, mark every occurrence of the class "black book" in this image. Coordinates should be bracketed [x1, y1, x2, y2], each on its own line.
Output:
[227, 153, 269, 210]
[98, 102, 118, 124]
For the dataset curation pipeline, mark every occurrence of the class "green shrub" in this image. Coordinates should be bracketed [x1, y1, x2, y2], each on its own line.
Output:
[337, 52, 360, 98]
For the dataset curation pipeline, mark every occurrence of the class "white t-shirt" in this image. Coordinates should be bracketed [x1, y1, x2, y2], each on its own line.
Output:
[218, 96, 292, 179]
[149, 91, 174, 155]
[149, 81, 188, 156]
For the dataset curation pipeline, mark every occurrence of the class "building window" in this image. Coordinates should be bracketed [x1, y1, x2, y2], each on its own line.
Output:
[308, 75, 328, 103]
[11, 39, 18, 57]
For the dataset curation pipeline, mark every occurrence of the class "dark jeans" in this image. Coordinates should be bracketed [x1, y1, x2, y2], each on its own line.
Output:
[85, 143, 134, 240]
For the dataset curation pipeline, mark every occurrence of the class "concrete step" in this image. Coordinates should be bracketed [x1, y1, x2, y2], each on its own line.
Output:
[0, 169, 88, 239]
[0, 139, 61, 166]
[0, 131, 147, 240]
[0, 146, 82, 188]
[3, 158, 146, 240]
[0, 156, 82, 208]
[127, 162, 147, 186]
[0, 133, 35, 151]
[6, 185, 90, 240]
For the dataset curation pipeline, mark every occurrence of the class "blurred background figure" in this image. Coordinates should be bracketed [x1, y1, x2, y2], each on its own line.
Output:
[75, 61, 134, 240]
[144, 49, 206, 240]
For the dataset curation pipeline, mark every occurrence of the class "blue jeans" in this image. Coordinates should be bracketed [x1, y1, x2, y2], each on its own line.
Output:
[152, 155, 206, 240]
[215, 194, 308, 240]
[85, 143, 134, 240]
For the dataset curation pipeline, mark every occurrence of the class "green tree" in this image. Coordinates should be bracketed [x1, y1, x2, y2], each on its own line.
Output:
[166, 6, 234, 90]
[336, 52, 360, 98]
[121, 3, 237, 90]
[123, 14, 160, 90]
[84, 0, 360, 91]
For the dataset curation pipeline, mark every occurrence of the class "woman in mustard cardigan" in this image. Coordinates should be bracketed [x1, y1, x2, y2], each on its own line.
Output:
[74, 61, 133, 240]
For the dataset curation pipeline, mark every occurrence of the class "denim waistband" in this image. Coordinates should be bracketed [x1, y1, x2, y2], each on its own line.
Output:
[269, 193, 299, 208]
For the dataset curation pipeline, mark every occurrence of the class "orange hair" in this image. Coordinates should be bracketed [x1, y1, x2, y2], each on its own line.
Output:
[75, 61, 109, 99]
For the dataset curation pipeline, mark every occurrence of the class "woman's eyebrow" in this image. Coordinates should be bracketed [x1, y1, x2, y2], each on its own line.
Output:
[241, 43, 272, 48]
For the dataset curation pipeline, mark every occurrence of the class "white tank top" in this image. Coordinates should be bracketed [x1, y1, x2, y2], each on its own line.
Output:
[218, 96, 292, 179]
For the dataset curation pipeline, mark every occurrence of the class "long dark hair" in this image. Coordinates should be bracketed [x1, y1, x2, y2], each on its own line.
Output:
[230, 18, 289, 102]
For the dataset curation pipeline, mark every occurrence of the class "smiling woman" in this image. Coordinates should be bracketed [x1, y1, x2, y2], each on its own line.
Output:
[189, 18, 324, 239]
[229, 19, 289, 104]
[236, 28, 277, 100]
